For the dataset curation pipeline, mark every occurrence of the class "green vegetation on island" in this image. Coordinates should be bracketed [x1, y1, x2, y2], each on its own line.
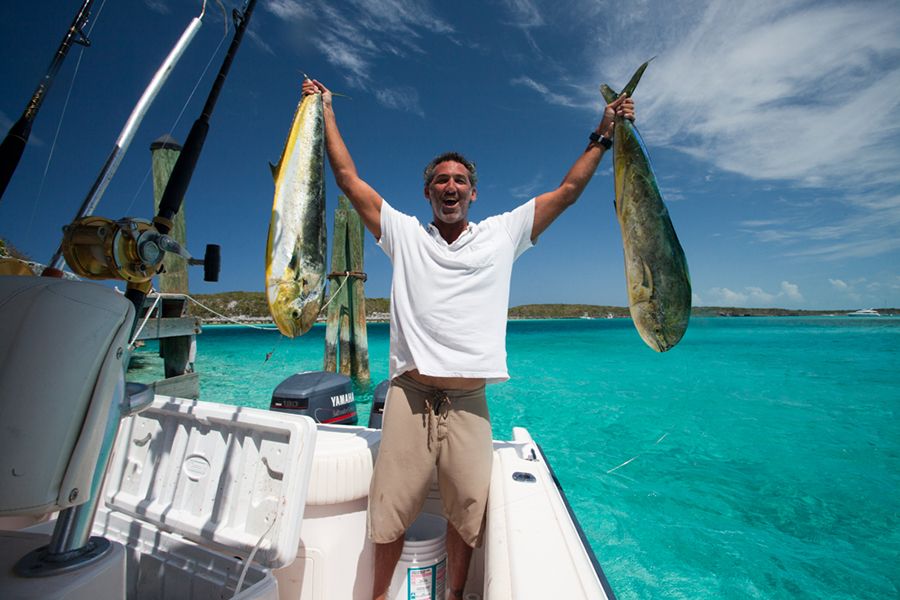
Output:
[188, 291, 390, 322]
[186, 292, 896, 324]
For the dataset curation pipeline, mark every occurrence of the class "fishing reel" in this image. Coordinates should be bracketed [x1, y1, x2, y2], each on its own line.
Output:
[60, 216, 220, 284]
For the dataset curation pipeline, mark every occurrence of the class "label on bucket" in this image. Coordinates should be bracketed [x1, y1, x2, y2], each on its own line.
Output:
[406, 556, 446, 600]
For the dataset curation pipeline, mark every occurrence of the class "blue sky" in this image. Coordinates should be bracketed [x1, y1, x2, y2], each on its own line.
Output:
[1, 0, 898, 310]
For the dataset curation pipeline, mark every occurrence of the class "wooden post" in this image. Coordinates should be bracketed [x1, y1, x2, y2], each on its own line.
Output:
[324, 203, 348, 373]
[151, 134, 196, 388]
[347, 205, 370, 382]
[339, 307, 352, 375]
[151, 134, 189, 294]
[323, 196, 370, 383]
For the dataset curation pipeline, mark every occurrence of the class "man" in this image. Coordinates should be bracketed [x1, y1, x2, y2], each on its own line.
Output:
[301, 78, 634, 600]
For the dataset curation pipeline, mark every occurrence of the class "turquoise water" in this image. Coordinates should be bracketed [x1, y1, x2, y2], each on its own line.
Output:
[129, 317, 900, 599]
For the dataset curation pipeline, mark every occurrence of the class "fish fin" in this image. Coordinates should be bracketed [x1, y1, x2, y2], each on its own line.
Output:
[600, 84, 619, 105]
[631, 256, 654, 304]
[269, 161, 279, 180]
[621, 57, 655, 98]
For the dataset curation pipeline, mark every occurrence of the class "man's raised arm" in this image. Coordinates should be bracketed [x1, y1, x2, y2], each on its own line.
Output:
[531, 94, 634, 241]
[302, 79, 384, 239]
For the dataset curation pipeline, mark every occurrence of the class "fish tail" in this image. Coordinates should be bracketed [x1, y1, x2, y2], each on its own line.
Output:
[621, 58, 654, 97]
[600, 57, 655, 103]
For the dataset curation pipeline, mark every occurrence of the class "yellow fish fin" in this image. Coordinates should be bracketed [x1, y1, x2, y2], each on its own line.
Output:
[631, 256, 654, 304]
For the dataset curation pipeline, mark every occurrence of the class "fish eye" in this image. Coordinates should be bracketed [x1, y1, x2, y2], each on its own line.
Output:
[291, 309, 300, 319]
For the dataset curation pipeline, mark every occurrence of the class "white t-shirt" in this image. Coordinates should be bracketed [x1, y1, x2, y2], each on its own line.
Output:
[378, 198, 535, 383]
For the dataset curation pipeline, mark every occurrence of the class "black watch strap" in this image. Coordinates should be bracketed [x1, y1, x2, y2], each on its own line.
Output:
[589, 131, 612, 149]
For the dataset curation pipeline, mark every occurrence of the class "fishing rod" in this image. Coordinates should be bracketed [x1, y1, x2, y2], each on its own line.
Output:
[48, 0, 257, 324]
[154, 0, 257, 235]
[0, 0, 94, 202]
[118, 0, 261, 314]
[44, 2, 214, 276]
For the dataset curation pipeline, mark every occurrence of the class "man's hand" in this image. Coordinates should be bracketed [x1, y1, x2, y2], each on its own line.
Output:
[302, 78, 332, 110]
[596, 95, 635, 139]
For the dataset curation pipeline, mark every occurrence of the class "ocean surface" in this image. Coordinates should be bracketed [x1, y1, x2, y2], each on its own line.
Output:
[129, 316, 899, 599]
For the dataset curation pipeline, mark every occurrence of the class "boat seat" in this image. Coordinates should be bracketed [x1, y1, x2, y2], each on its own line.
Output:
[306, 425, 380, 506]
[0, 277, 133, 517]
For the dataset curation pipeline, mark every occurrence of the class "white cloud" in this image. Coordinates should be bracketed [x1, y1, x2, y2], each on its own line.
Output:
[499, 0, 545, 52]
[510, 77, 583, 108]
[247, 29, 275, 56]
[509, 171, 545, 199]
[375, 87, 425, 118]
[704, 280, 803, 307]
[266, 0, 455, 105]
[780, 281, 803, 302]
[603, 1, 900, 191]
[500, 0, 544, 28]
[829, 278, 848, 291]
[739, 192, 900, 260]
[536, 0, 900, 265]
[264, 0, 312, 21]
[351, 0, 454, 36]
[143, 0, 170, 15]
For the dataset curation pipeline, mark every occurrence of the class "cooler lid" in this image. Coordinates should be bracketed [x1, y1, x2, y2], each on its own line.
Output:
[104, 397, 317, 568]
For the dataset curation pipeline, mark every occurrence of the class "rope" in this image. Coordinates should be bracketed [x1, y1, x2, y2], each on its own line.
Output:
[318, 271, 352, 314]
[133, 268, 364, 342]
[128, 291, 163, 349]
[232, 514, 277, 598]
[160, 292, 276, 331]
[606, 432, 669, 475]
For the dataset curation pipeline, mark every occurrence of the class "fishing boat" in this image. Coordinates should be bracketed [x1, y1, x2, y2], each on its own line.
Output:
[0, 277, 617, 600]
[0, 2, 618, 598]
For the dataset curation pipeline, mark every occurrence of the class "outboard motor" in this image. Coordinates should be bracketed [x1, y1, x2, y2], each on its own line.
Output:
[367, 380, 390, 429]
[271, 371, 357, 425]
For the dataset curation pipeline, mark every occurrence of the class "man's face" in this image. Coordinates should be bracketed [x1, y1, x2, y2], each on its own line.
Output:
[424, 160, 477, 226]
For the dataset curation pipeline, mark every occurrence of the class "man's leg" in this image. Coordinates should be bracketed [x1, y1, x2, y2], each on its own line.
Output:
[438, 385, 492, 598]
[368, 377, 439, 599]
[446, 521, 473, 598]
[372, 537, 405, 600]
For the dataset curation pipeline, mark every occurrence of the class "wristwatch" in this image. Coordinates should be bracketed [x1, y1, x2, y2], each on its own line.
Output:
[589, 131, 612, 149]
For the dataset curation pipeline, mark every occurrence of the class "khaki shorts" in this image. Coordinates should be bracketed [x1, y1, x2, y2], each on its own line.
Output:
[367, 373, 492, 547]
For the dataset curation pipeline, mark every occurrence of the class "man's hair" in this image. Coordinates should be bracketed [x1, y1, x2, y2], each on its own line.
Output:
[423, 152, 478, 187]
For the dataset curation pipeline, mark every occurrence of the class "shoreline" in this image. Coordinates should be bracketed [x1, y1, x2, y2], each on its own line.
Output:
[197, 308, 898, 327]
[189, 292, 898, 323]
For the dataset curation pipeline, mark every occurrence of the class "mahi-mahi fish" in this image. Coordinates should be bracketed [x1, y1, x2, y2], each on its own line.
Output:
[601, 61, 691, 352]
[265, 91, 326, 338]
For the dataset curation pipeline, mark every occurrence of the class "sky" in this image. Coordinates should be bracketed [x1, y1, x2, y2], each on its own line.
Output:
[1, 0, 899, 310]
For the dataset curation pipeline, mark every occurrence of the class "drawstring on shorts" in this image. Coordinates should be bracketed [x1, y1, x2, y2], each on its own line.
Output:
[423, 389, 451, 451]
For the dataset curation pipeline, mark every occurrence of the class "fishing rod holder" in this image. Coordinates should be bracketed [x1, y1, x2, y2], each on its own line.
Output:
[60, 216, 219, 283]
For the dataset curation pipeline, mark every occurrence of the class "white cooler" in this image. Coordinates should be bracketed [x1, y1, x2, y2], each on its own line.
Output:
[93, 397, 317, 599]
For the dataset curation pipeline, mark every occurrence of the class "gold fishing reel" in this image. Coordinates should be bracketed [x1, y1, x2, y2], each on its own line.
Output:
[61, 216, 162, 283]
[60, 215, 220, 285]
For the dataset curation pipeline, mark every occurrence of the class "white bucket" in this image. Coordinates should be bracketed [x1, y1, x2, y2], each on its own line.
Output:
[389, 513, 448, 600]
